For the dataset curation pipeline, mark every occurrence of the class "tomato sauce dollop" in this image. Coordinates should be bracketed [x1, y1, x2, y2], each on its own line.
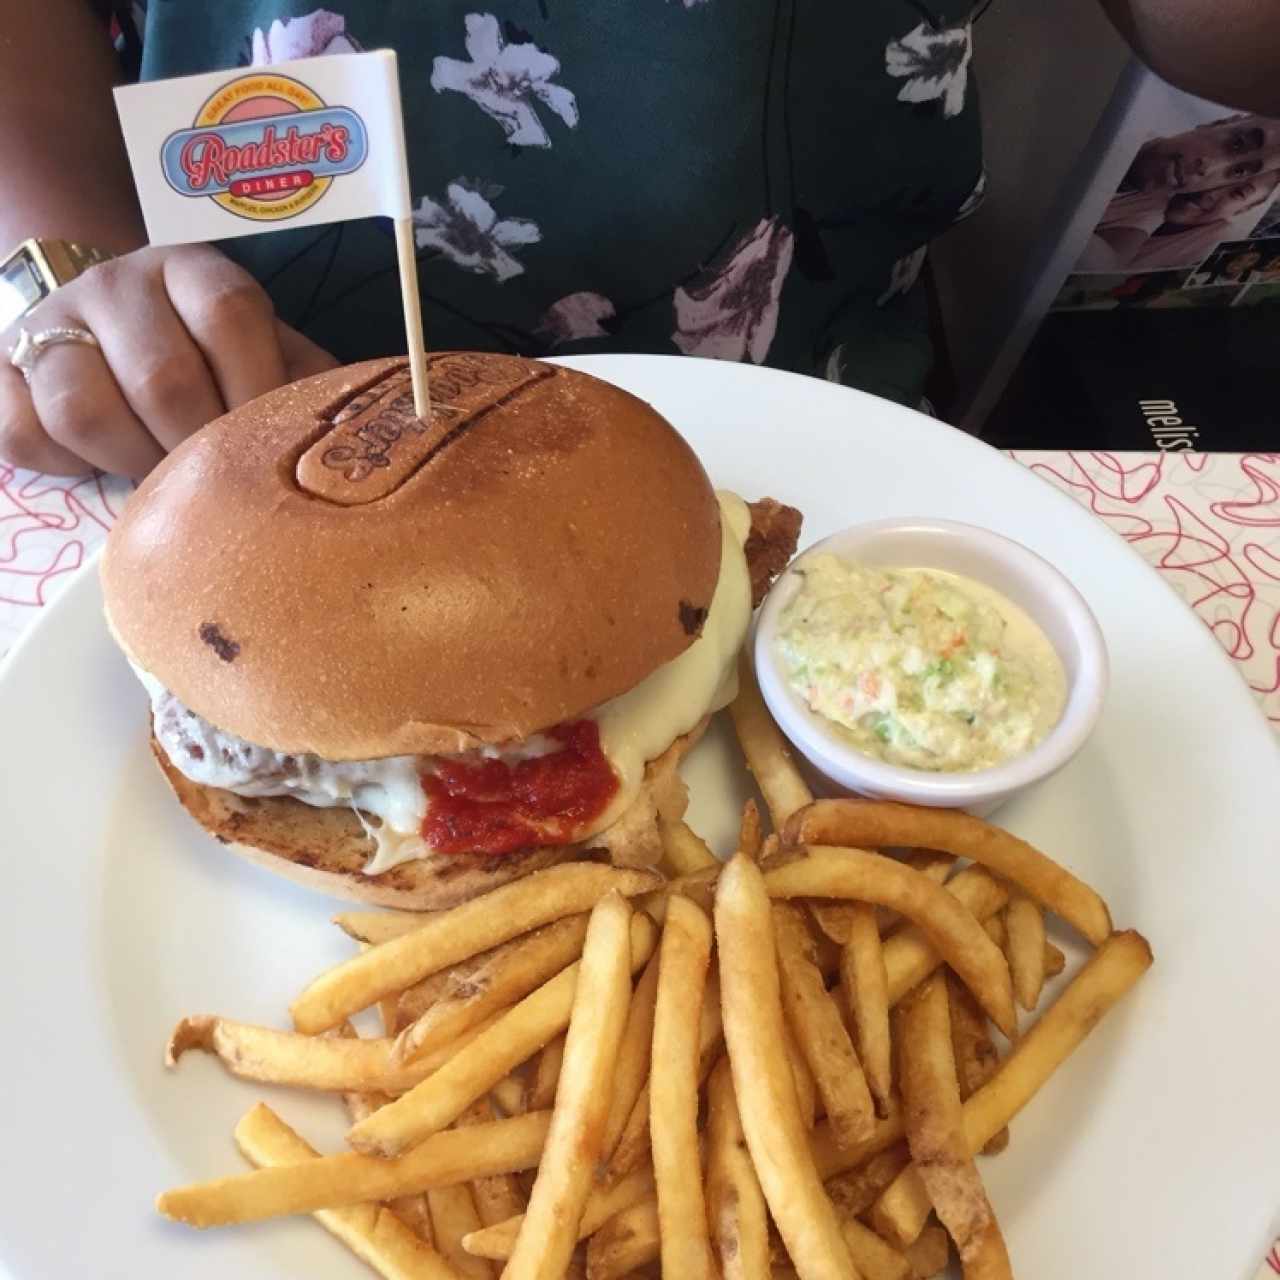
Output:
[421, 720, 620, 856]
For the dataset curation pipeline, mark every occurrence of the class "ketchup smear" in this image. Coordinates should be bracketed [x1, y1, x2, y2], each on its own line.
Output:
[421, 720, 619, 856]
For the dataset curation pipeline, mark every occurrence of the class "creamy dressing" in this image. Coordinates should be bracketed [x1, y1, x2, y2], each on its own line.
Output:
[776, 557, 1066, 772]
[138, 492, 752, 873]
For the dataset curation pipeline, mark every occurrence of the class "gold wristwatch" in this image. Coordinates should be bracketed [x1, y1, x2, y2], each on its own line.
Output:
[0, 238, 114, 331]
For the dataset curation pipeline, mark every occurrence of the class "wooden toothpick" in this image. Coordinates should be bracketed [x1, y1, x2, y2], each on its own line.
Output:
[393, 215, 431, 420]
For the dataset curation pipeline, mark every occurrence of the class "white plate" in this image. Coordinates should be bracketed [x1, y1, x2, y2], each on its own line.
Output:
[1, 355, 1276, 1279]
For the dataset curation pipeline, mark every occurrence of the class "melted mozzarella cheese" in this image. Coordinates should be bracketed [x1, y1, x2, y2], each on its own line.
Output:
[138, 492, 753, 874]
[590, 490, 751, 831]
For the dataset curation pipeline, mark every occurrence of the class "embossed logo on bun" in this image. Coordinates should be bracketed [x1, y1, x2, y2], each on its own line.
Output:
[159, 72, 367, 223]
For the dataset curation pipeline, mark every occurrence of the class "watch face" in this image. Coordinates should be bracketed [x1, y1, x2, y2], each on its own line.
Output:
[0, 250, 48, 332]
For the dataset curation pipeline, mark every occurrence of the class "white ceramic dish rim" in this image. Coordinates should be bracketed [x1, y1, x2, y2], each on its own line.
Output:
[754, 517, 1109, 807]
[1, 354, 1278, 1280]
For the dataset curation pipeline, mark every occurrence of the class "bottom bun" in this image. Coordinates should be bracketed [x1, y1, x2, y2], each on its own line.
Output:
[150, 721, 706, 910]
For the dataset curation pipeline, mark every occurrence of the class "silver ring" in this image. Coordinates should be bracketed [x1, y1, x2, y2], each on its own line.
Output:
[8, 325, 100, 385]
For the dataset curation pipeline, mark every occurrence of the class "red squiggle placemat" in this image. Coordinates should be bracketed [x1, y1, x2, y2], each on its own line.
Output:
[0, 465, 133, 655]
[1010, 451, 1280, 731]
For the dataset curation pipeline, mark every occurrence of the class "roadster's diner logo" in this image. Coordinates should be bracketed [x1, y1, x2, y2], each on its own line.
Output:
[159, 72, 367, 223]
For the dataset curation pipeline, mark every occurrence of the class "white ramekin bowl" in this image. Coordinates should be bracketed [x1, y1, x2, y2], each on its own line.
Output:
[753, 518, 1108, 818]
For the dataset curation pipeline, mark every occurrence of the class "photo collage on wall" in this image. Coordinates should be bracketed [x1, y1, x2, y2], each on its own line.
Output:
[1053, 111, 1280, 312]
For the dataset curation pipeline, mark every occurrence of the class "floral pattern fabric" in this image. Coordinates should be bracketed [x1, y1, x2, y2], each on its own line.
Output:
[673, 219, 795, 363]
[885, 20, 974, 120]
[538, 291, 616, 344]
[878, 245, 928, 307]
[248, 8, 360, 64]
[430, 14, 579, 149]
[413, 181, 541, 280]
[136, 0, 986, 407]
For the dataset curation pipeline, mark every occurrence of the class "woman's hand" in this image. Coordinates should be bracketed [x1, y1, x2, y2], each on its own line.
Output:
[0, 244, 337, 477]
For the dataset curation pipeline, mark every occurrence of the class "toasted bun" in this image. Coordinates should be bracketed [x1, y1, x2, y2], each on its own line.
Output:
[103, 354, 721, 759]
[151, 722, 705, 909]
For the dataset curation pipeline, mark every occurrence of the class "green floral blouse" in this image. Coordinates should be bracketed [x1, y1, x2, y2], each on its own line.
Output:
[131, 1, 985, 406]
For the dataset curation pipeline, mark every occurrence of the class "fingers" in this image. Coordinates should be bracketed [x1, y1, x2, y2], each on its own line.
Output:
[0, 244, 334, 479]
[78, 259, 224, 453]
[0, 365, 90, 476]
[277, 321, 339, 381]
[27, 341, 165, 478]
[163, 246, 286, 408]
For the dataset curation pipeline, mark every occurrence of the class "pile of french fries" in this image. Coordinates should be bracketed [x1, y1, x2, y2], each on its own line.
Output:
[156, 663, 1152, 1279]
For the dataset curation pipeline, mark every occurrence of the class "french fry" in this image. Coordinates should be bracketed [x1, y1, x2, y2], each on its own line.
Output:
[784, 800, 1112, 945]
[489, 1074, 526, 1117]
[157, 1109, 553, 1227]
[232, 1104, 463, 1280]
[650, 894, 717, 1278]
[1004, 892, 1047, 1012]
[165, 1013, 500, 1094]
[458, 1099, 525, 1228]
[947, 974, 1009, 1156]
[461, 1166, 655, 1261]
[705, 1057, 771, 1280]
[602, 973, 723, 1184]
[728, 652, 814, 830]
[505, 892, 636, 1280]
[841, 902, 893, 1115]
[642, 869, 721, 926]
[714, 853, 856, 1279]
[291, 864, 662, 1035]
[983, 913, 1007, 949]
[869, 931, 1153, 1248]
[387, 1194, 437, 1249]
[879, 975, 1011, 1275]
[466, 1172, 524, 1237]
[335, 910, 439, 946]
[647, 734, 691, 824]
[877, 851, 957, 933]
[332, 1019, 388, 1114]
[807, 901, 859, 946]
[425, 1183, 492, 1279]
[841, 1217, 913, 1280]
[527, 1034, 566, 1113]
[397, 966, 458, 1030]
[599, 949, 661, 1169]
[335, 1029, 437, 1248]
[767, 848, 1017, 1039]
[604, 1081, 653, 1185]
[781, 1018, 818, 1129]
[903, 849, 957, 881]
[659, 818, 720, 875]
[904, 1225, 951, 1277]
[380, 993, 406, 1038]
[823, 1143, 910, 1218]
[881, 867, 1008, 1005]
[584, 1196, 660, 1280]
[773, 902, 876, 1145]
[335, 1133, 436, 1247]
[810, 1107, 906, 1182]
[986, 918, 1061, 982]
[394, 916, 591, 1064]
[349, 942, 410, 1040]
[739, 798, 764, 861]
[348, 913, 657, 1156]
